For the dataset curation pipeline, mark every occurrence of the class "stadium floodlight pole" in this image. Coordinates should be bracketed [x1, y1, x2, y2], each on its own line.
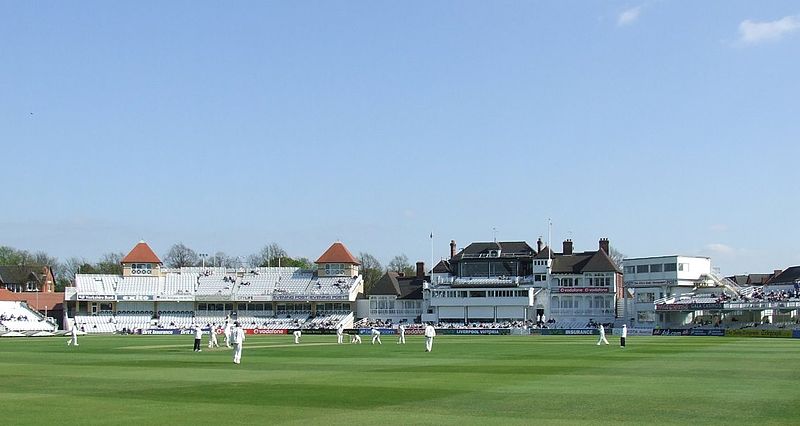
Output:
[199, 253, 208, 268]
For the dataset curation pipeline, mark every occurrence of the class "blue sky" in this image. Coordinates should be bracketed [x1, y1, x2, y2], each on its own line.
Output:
[1, 1, 798, 275]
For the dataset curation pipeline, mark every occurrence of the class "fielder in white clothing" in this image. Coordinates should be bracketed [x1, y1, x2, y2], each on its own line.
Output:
[350, 333, 362, 344]
[67, 323, 79, 346]
[223, 321, 232, 348]
[232, 322, 245, 364]
[208, 326, 219, 348]
[371, 327, 381, 345]
[293, 330, 302, 344]
[397, 324, 406, 344]
[424, 324, 436, 352]
[596, 324, 609, 345]
[337, 323, 344, 344]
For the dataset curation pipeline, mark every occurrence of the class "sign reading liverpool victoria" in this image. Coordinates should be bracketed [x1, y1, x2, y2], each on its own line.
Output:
[273, 294, 350, 301]
[557, 287, 610, 293]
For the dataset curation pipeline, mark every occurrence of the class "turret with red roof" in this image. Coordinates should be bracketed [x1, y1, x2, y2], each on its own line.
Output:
[315, 242, 360, 277]
[121, 240, 163, 277]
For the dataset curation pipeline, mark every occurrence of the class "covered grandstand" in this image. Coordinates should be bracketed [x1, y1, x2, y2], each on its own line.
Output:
[64, 241, 362, 333]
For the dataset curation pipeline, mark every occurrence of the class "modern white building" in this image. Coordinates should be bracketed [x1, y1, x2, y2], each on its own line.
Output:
[621, 255, 712, 326]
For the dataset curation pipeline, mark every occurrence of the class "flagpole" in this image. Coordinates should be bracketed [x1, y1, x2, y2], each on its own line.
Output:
[430, 231, 434, 282]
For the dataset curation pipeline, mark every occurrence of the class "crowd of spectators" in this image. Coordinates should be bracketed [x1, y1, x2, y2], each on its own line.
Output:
[738, 288, 799, 303]
[0, 313, 30, 321]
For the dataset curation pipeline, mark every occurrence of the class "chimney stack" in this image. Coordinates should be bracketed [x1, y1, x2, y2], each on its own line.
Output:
[416, 262, 425, 279]
[563, 239, 573, 255]
[537, 237, 543, 252]
[450, 240, 457, 259]
[599, 238, 610, 254]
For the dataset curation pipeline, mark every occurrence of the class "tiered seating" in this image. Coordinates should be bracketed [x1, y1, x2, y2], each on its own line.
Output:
[157, 311, 195, 328]
[273, 269, 314, 294]
[196, 275, 236, 296]
[193, 313, 229, 327]
[116, 277, 159, 295]
[162, 273, 197, 295]
[75, 313, 117, 333]
[310, 277, 356, 295]
[113, 312, 152, 330]
[0, 301, 55, 332]
[235, 274, 278, 297]
[75, 275, 119, 294]
[305, 313, 347, 329]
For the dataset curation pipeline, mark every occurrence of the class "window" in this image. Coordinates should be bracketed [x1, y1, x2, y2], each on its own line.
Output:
[636, 292, 656, 303]
[325, 263, 345, 276]
[664, 263, 677, 272]
[131, 263, 153, 275]
[638, 311, 655, 322]
[624, 266, 635, 274]
[678, 263, 689, 272]
[489, 261, 517, 277]
[636, 265, 649, 273]
[461, 262, 489, 277]
[650, 264, 662, 273]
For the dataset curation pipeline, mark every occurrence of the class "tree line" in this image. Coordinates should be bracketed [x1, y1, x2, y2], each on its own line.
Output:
[0, 243, 418, 293]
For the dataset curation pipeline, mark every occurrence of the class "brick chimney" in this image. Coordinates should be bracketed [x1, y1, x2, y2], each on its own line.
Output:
[450, 240, 457, 258]
[599, 238, 609, 254]
[536, 237, 543, 252]
[563, 239, 573, 255]
[416, 262, 425, 279]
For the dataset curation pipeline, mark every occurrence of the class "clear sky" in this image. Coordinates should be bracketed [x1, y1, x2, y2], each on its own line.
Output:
[1, 1, 798, 275]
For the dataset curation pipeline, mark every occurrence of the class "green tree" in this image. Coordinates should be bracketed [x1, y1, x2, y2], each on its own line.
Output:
[388, 254, 414, 276]
[95, 252, 124, 274]
[164, 243, 199, 268]
[358, 252, 383, 293]
[0, 246, 28, 265]
[248, 243, 288, 267]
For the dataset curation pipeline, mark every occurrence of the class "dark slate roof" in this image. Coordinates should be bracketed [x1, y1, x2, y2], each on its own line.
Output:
[370, 272, 401, 296]
[451, 241, 534, 261]
[551, 253, 592, 274]
[533, 246, 552, 259]
[581, 249, 622, 274]
[767, 266, 800, 285]
[432, 260, 452, 274]
[727, 273, 775, 285]
[0, 266, 46, 285]
[551, 251, 621, 274]
[728, 275, 748, 286]
[368, 272, 424, 299]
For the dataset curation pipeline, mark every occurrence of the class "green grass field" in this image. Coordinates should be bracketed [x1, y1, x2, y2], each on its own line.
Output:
[1, 334, 798, 425]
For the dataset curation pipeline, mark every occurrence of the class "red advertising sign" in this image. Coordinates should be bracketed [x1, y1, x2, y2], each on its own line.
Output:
[245, 329, 288, 335]
[558, 287, 610, 293]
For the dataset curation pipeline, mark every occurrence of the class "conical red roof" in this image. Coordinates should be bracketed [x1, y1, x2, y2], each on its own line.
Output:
[315, 242, 360, 265]
[121, 241, 162, 264]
